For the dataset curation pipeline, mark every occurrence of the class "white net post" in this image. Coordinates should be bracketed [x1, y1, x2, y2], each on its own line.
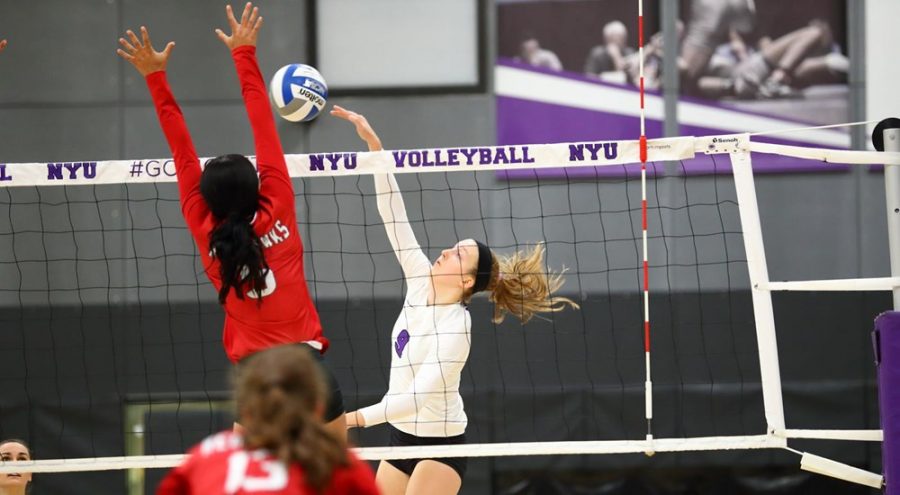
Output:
[718, 136, 787, 436]
[882, 126, 900, 308]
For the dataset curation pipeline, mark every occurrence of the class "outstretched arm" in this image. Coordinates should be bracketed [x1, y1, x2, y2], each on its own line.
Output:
[117, 27, 207, 232]
[331, 106, 430, 278]
[216, 3, 294, 217]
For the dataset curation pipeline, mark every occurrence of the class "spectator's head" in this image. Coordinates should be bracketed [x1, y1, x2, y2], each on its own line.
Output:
[0, 439, 32, 494]
[235, 345, 347, 491]
[603, 20, 628, 48]
[520, 36, 541, 59]
[730, 0, 756, 35]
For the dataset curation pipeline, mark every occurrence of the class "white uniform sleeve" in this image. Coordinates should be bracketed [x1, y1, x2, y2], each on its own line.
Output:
[374, 173, 432, 279]
[358, 319, 471, 428]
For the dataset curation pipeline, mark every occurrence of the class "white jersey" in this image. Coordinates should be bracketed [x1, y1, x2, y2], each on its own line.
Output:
[357, 174, 471, 437]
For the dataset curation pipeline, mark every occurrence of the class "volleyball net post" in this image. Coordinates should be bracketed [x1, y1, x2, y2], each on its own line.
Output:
[876, 117, 900, 495]
[879, 120, 900, 309]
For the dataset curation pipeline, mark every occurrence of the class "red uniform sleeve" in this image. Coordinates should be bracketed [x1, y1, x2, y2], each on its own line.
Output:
[230, 46, 296, 238]
[155, 457, 193, 495]
[145, 71, 209, 237]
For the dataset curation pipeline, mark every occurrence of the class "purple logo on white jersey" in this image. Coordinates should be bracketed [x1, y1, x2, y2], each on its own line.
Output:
[395, 330, 410, 358]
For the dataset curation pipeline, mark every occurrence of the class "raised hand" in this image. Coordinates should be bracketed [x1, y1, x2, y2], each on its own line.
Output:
[116, 26, 174, 76]
[330, 106, 383, 152]
[215, 2, 263, 50]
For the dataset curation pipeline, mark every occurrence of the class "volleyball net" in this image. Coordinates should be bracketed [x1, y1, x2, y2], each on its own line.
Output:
[0, 133, 891, 490]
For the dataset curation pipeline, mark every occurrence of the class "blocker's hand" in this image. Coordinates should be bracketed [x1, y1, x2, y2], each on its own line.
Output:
[116, 26, 174, 76]
[216, 2, 263, 50]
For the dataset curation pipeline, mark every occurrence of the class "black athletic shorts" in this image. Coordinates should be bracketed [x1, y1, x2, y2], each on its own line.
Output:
[386, 424, 467, 480]
[236, 343, 345, 422]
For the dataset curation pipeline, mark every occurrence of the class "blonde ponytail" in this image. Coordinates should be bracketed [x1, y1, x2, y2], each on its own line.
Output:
[481, 243, 579, 324]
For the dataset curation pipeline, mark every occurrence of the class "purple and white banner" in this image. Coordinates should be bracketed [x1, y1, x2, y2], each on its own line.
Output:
[494, 61, 850, 174]
[495, 0, 852, 175]
[3, 135, 895, 189]
[496, 60, 852, 174]
[0, 137, 697, 188]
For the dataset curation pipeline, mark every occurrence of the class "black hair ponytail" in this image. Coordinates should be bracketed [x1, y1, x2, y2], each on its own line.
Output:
[200, 154, 268, 304]
[209, 214, 269, 304]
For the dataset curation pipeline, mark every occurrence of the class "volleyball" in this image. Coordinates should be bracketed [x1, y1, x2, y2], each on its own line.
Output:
[269, 63, 328, 122]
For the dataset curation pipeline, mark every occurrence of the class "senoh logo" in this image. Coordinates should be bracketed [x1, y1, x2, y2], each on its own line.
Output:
[709, 136, 740, 150]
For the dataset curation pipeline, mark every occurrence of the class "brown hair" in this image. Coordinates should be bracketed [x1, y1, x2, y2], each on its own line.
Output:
[468, 243, 580, 323]
[0, 439, 30, 453]
[235, 346, 347, 492]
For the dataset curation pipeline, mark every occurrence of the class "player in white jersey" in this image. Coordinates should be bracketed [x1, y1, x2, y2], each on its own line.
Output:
[331, 106, 580, 495]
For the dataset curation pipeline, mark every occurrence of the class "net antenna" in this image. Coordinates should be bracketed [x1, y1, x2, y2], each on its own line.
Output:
[637, 0, 655, 455]
[871, 117, 900, 494]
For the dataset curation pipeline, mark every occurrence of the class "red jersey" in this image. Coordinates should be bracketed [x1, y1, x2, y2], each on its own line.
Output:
[146, 46, 327, 362]
[156, 431, 380, 495]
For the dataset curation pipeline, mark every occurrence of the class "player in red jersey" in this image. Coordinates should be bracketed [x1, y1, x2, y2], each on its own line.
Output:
[156, 345, 379, 495]
[116, 2, 346, 437]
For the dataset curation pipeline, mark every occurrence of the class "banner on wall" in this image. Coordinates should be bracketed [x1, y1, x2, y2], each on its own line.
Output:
[496, 0, 851, 174]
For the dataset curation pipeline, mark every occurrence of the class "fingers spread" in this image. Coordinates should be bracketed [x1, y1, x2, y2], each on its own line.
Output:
[116, 48, 135, 61]
[239, 2, 252, 26]
[140, 26, 151, 48]
[126, 29, 141, 49]
[118, 37, 136, 52]
[226, 4, 239, 30]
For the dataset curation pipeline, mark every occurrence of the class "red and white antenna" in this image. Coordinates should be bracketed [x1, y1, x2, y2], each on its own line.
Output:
[637, 0, 655, 455]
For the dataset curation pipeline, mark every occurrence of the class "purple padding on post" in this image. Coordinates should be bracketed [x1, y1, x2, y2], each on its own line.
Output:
[875, 311, 900, 493]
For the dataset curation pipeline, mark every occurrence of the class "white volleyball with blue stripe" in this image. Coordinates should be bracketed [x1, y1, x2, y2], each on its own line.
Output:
[269, 64, 328, 122]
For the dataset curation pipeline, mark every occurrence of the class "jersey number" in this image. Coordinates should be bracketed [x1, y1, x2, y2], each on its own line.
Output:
[224, 450, 288, 493]
[243, 268, 277, 299]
